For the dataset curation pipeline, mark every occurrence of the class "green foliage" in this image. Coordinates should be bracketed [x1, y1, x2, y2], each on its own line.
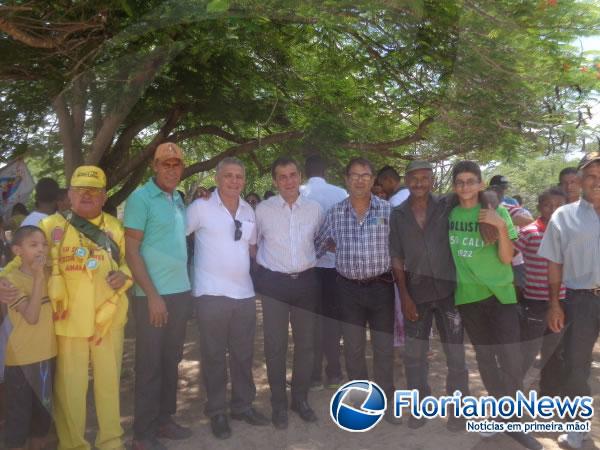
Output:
[484, 153, 580, 211]
[0, 0, 598, 205]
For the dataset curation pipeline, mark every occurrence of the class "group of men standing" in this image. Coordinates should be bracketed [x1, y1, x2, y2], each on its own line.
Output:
[0, 142, 599, 450]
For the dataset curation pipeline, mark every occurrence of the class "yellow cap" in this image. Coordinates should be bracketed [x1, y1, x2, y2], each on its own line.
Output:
[70, 166, 107, 189]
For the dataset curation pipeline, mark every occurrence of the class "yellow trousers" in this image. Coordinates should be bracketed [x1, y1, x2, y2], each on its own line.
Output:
[54, 327, 125, 450]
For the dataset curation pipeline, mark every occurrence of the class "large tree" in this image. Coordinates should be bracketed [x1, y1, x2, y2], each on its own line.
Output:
[1, 0, 598, 205]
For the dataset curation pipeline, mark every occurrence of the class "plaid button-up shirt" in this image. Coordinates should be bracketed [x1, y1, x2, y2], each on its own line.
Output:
[315, 195, 391, 280]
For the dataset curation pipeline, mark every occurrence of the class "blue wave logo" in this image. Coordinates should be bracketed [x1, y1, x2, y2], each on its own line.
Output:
[330, 380, 387, 432]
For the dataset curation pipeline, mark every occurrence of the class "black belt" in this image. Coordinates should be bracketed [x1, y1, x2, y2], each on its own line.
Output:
[337, 272, 394, 286]
[260, 266, 314, 280]
[568, 287, 600, 297]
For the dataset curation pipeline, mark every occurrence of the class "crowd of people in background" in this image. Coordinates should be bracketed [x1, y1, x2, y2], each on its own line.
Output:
[0, 144, 599, 450]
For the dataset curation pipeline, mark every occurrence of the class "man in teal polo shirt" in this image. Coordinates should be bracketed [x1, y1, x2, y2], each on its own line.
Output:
[124, 142, 192, 450]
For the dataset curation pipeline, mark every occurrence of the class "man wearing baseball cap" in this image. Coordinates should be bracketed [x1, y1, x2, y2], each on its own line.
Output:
[389, 160, 468, 431]
[39, 165, 132, 450]
[489, 175, 519, 207]
[538, 151, 600, 449]
[124, 143, 192, 450]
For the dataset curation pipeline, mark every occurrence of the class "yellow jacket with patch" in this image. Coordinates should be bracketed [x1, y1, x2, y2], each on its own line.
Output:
[39, 212, 131, 338]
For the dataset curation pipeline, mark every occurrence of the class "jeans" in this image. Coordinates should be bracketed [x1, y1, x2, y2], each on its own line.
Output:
[458, 296, 522, 397]
[403, 295, 469, 396]
[337, 276, 395, 398]
[519, 298, 549, 376]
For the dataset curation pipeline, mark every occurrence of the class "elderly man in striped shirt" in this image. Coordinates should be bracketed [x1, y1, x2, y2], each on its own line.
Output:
[315, 157, 398, 424]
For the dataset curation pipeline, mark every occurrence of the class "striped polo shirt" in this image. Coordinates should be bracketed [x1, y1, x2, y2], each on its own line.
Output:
[515, 218, 566, 301]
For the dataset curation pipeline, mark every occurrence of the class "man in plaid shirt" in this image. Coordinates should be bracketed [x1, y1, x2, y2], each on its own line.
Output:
[315, 157, 398, 424]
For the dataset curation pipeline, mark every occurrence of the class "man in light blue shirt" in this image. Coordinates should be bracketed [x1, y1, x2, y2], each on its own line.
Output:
[538, 152, 600, 449]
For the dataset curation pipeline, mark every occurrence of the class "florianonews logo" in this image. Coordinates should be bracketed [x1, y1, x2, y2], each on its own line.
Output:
[330, 380, 387, 432]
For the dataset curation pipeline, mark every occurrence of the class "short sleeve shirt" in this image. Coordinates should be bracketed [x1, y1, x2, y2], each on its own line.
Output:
[124, 178, 190, 296]
[186, 191, 257, 299]
[537, 199, 600, 289]
[389, 195, 455, 303]
[4, 269, 57, 366]
[449, 205, 518, 305]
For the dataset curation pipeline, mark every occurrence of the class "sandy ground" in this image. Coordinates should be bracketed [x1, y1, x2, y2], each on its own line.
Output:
[3, 301, 600, 450]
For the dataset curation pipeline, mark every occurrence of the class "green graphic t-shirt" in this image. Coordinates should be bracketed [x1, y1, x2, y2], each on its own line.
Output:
[449, 205, 518, 306]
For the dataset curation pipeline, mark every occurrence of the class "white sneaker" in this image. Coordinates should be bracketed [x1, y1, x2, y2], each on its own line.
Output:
[557, 432, 588, 449]
[479, 431, 499, 439]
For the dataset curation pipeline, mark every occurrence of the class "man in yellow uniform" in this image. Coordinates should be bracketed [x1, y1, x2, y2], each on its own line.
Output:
[39, 166, 131, 450]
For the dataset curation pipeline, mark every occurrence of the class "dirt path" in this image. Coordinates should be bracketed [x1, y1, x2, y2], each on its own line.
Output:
[113, 304, 600, 450]
[5, 303, 599, 450]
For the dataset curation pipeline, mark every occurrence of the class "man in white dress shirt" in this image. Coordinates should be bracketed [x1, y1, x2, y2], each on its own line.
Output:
[300, 155, 347, 390]
[186, 157, 268, 440]
[254, 156, 323, 429]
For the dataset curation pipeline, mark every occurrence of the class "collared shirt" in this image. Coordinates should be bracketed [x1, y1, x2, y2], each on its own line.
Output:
[4, 269, 56, 365]
[21, 211, 48, 227]
[300, 177, 348, 268]
[124, 178, 190, 296]
[389, 187, 410, 207]
[186, 190, 256, 299]
[503, 196, 519, 206]
[316, 195, 391, 280]
[389, 194, 455, 303]
[255, 194, 323, 273]
[537, 199, 600, 289]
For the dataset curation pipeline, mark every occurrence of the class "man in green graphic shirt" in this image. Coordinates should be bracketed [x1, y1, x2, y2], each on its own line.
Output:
[448, 160, 542, 450]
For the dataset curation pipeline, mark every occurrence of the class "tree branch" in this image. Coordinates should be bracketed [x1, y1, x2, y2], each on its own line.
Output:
[52, 92, 83, 179]
[168, 125, 250, 145]
[0, 16, 61, 48]
[71, 75, 88, 148]
[182, 131, 304, 179]
[106, 163, 149, 210]
[86, 47, 173, 166]
[342, 116, 434, 151]
[107, 107, 184, 188]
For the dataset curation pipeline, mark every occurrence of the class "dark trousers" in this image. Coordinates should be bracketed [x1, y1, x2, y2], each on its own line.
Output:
[133, 292, 191, 439]
[337, 276, 395, 398]
[403, 296, 469, 396]
[195, 296, 257, 417]
[4, 359, 55, 448]
[539, 299, 575, 396]
[563, 290, 600, 399]
[458, 296, 522, 397]
[519, 298, 549, 375]
[255, 267, 319, 410]
[311, 268, 343, 382]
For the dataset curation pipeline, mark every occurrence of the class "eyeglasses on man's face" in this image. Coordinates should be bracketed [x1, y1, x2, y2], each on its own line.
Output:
[347, 173, 373, 182]
[453, 178, 480, 189]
